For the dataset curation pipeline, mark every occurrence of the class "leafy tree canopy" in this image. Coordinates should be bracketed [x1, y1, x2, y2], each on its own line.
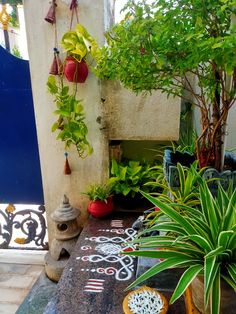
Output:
[95, 0, 236, 171]
[6, 0, 22, 5]
[96, 0, 236, 100]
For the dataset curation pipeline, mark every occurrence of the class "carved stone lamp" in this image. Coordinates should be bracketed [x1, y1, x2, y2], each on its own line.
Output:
[51, 194, 80, 240]
[45, 195, 81, 282]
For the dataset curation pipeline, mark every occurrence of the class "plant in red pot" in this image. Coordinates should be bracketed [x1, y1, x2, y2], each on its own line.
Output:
[84, 184, 113, 218]
[61, 24, 100, 83]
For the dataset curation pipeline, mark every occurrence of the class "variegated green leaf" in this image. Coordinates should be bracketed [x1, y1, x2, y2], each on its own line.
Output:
[218, 230, 234, 248]
[141, 191, 197, 235]
[204, 256, 219, 308]
[125, 257, 199, 291]
[211, 267, 221, 314]
[170, 265, 203, 304]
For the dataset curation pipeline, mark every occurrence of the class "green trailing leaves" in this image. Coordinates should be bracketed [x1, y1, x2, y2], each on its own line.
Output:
[47, 76, 93, 158]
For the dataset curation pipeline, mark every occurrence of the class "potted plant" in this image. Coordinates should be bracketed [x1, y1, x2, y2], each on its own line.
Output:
[47, 75, 93, 157]
[95, 0, 236, 173]
[84, 183, 113, 218]
[146, 161, 205, 209]
[124, 180, 236, 314]
[109, 159, 161, 209]
[61, 23, 100, 83]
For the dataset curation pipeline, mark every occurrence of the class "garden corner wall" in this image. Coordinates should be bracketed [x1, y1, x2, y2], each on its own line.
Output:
[23, 0, 180, 244]
[103, 81, 180, 140]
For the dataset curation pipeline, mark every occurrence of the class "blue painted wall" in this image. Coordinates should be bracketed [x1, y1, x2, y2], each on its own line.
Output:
[0, 46, 44, 204]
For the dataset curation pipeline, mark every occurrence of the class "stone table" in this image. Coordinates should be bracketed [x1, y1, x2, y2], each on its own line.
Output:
[45, 213, 186, 314]
[45, 213, 138, 314]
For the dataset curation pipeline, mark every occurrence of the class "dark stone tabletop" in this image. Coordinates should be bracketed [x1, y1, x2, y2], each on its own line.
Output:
[45, 213, 186, 314]
[44, 213, 139, 314]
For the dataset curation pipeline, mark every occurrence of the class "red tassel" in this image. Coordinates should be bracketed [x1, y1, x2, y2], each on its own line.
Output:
[49, 48, 63, 75]
[45, 0, 57, 24]
[64, 152, 71, 175]
[70, 0, 78, 10]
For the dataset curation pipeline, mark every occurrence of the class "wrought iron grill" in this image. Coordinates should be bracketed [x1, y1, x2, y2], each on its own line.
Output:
[0, 204, 48, 250]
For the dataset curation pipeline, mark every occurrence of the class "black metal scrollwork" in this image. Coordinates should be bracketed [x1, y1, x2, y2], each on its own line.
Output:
[0, 204, 48, 250]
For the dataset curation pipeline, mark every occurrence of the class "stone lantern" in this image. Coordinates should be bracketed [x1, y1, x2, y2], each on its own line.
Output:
[51, 194, 80, 240]
[45, 195, 81, 282]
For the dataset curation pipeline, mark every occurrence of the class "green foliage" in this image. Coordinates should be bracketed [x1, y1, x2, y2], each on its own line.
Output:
[61, 23, 100, 61]
[109, 159, 161, 197]
[96, 0, 236, 94]
[146, 162, 205, 210]
[47, 75, 93, 158]
[173, 130, 197, 155]
[7, 0, 22, 27]
[11, 45, 22, 58]
[83, 184, 112, 202]
[95, 0, 236, 171]
[7, 0, 22, 5]
[124, 180, 236, 314]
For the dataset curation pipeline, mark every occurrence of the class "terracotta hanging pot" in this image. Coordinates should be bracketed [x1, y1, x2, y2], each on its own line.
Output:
[87, 197, 113, 218]
[64, 56, 88, 83]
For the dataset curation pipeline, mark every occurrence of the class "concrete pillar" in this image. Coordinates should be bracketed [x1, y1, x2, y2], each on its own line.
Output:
[23, 0, 110, 243]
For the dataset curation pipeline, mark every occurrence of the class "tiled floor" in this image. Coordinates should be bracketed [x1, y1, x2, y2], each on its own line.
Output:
[0, 251, 46, 314]
[0, 263, 44, 314]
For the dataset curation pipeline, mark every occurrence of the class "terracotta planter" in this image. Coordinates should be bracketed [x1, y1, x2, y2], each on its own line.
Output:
[191, 275, 236, 314]
[64, 57, 88, 83]
[88, 197, 113, 218]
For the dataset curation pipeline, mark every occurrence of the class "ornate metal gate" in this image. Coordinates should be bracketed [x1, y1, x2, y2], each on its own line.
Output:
[0, 45, 47, 250]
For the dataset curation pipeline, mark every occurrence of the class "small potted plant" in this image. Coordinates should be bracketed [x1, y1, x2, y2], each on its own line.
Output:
[109, 159, 161, 209]
[84, 183, 113, 218]
[61, 23, 100, 83]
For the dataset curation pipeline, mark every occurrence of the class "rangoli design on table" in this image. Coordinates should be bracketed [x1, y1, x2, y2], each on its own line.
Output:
[111, 219, 124, 228]
[84, 278, 104, 293]
[77, 227, 137, 284]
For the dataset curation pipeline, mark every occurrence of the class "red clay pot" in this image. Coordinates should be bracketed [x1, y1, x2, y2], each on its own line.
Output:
[64, 57, 88, 83]
[88, 197, 113, 218]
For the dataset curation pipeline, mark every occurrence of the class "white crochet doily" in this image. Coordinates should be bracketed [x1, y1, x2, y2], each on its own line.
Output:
[128, 290, 164, 314]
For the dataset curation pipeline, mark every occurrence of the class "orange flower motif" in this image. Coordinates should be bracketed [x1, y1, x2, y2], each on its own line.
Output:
[5, 204, 16, 213]
[14, 238, 26, 245]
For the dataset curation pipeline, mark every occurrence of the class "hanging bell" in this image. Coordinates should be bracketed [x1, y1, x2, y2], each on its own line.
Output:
[49, 48, 63, 75]
[70, 0, 78, 10]
[45, 0, 57, 24]
[64, 152, 72, 175]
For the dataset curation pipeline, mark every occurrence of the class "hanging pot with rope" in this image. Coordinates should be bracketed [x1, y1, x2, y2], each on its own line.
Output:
[64, 56, 88, 83]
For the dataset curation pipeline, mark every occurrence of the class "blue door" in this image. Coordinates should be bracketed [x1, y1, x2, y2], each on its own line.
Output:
[0, 45, 44, 204]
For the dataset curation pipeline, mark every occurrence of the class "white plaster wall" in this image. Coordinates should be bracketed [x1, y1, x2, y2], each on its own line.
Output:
[23, 0, 109, 242]
[225, 104, 236, 150]
[103, 81, 181, 140]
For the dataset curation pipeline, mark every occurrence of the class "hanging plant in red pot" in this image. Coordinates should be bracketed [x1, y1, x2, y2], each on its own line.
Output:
[64, 57, 88, 83]
[61, 24, 100, 83]
[84, 184, 113, 218]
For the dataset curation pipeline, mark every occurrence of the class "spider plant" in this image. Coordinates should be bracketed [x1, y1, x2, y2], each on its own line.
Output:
[124, 181, 236, 314]
[146, 161, 205, 209]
